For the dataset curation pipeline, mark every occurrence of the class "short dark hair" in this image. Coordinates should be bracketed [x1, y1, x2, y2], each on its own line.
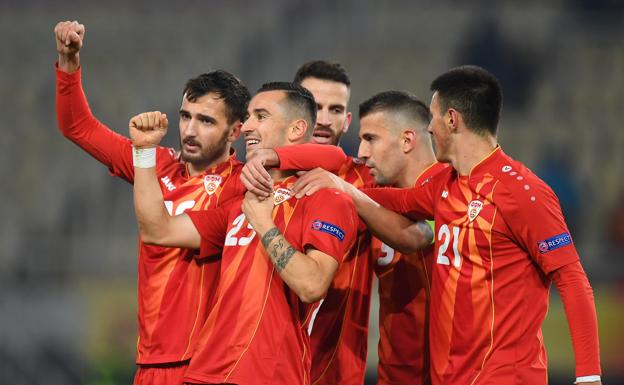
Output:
[293, 60, 351, 87]
[430, 65, 502, 135]
[257, 82, 317, 132]
[183, 70, 251, 124]
[359, 91, 431, 128]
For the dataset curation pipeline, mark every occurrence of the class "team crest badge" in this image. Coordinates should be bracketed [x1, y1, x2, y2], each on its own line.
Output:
[203, 175, 222, 195]
[273, 188, 293, 205]
[467, 200, 483, 222]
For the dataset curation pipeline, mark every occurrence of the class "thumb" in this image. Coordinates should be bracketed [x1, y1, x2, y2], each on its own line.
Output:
[66, 31, 81, 46]
[296, 170, 308, 176]
[160, 114, 169, 129]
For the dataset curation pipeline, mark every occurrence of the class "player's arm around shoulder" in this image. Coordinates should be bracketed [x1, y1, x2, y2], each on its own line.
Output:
[291, 168, 434, 254]
[242, 188, 357, 303]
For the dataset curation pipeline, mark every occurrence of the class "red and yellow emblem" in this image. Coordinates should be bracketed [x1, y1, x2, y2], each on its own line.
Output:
[467, 200, 483, 222]
[203, 175, 222, 195]
[273, 188, 293, 205]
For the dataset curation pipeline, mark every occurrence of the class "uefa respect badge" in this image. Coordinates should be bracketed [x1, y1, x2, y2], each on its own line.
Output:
[203, 175, 222, 195]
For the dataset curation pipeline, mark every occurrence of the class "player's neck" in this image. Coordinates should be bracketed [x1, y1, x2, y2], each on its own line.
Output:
[398, 154, 437, 188]
[451, 132, 497, 176]
[186, 151, 231, 177]
[269, 169, 297, 183]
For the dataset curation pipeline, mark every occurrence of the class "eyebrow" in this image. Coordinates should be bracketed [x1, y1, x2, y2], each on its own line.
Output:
[253, 108, 270, 116]
[179, 109, 217, 124]
[196, 113, 217, 124]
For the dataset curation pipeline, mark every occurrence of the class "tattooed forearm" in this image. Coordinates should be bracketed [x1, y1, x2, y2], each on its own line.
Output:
[261, 227, 281, 249]
[270, 238, 284, 259]
[260, 227, 297, 272]
[274, 246, 296, 272]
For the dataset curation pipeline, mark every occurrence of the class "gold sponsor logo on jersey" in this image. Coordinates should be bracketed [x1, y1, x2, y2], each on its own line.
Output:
[203, 175, 222, 195]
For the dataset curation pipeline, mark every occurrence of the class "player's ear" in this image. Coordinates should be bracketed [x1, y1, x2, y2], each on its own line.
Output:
[228, 121, 243, 142]
[288, 118, 308, 142]
[343, 111, 353, 134]
[401, 129, 417, 153]
[447, 108, 460, 133]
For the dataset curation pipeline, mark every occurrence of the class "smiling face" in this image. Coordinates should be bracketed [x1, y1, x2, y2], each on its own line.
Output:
[299, 77, 351, 146]
[178, 92, 238, 170]
[241, 90, 291, 158]
[357, 111, 407, 186]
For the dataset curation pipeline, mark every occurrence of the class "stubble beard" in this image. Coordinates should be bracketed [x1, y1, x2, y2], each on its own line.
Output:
[180, 129, 230, 170]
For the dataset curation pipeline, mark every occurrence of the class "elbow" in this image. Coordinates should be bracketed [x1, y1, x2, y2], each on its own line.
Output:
[397, 221, 434, 254]
[138, 229, 158, 245]
[296, 283, 327, 304]
[137, 224, 166, 246]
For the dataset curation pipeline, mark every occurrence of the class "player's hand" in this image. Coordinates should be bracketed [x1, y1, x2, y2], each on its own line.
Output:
[240, 149, 279, 197]
[54, 20, 85, 72]
[242, 190, 276, 233]
[129, 111, 168, 148]
[292, 168, 346, 199]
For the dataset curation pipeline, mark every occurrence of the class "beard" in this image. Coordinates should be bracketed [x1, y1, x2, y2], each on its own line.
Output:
[180, 129, 230, 168]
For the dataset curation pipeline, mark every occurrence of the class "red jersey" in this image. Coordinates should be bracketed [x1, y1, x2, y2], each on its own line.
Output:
[373, 162, 447, 385]
[185, 178, 358, 385]
[56, 65, 356, 366]
[308, 157, 378, 385]
[56, 66, 246, 364]
[364, 147, 591, 385]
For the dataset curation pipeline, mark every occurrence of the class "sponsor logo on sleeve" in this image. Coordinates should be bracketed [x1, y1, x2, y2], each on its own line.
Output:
[537, 232, 572, 253]
[311, 220, 345, 241]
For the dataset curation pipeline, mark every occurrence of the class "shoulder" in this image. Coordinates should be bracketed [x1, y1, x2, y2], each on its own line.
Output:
[306, 188, 355, 207]
[299, 189, 357, 220]
[418, 163, 452, 188]
[487, 154, 560, 215]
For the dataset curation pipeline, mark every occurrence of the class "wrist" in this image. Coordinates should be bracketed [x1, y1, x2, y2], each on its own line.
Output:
[255, 219, 276, 237]
[575, 375, 601, 383]
[132, 146, 156, 168]
[58, 54, 80, 73]
[261, 149, 280, 168]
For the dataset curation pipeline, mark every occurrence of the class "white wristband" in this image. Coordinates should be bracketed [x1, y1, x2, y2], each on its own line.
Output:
[575, 375, 601, 383]
[133, 147, 156, 168]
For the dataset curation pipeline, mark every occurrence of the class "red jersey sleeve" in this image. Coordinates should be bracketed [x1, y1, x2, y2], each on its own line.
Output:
[274, 143, 348, 173]
[56, 64, 137, 182]
[186, 203, 235, 259]
[362, 176, 440, 221]
[497, 176, 580, 274]
[300, 189, 358, 264]
[56, 64, 179, 183]
[550, 261, 601, 377]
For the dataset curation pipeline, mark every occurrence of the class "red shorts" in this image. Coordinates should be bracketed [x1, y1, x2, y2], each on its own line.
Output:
[133, 361, 189, 385]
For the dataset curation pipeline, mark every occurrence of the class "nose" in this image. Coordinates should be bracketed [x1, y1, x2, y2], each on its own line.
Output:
[182, 117, 198, 137]
[358, 140, 370, 160]
[241, 118, 254, 134]
[427, 122, 434, 135]
[316, 107, 331, 127]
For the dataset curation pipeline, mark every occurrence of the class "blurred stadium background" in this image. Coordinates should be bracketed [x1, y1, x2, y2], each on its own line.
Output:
[1, 0, 623, 384]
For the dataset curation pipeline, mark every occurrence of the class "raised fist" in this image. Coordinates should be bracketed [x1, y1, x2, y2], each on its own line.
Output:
[54, 20, 85, 58]
[129, 111, 169, 148]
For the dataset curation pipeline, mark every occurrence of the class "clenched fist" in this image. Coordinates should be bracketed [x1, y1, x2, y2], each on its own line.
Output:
[54, 20, 85, 72]
[129, 111, 169, 148]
